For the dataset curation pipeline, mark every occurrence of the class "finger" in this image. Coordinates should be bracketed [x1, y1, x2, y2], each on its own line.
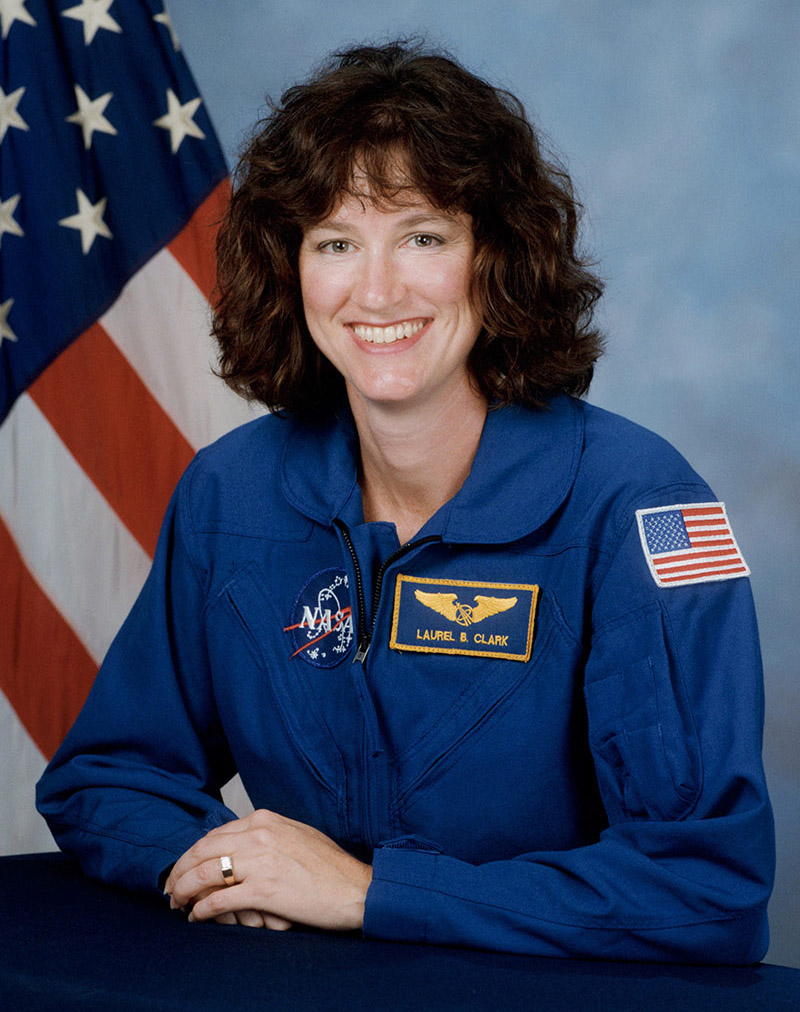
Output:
[191, 893, 291, 930]
[234, 909, 266, 929]
[169, 856, 235, 909]
[166, 832, 242, 891]
[189, 883, 250, 923]
[212, 912, 238, 925]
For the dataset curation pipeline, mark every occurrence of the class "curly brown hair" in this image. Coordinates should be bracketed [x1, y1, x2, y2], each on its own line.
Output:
[213, 40, 604, 416]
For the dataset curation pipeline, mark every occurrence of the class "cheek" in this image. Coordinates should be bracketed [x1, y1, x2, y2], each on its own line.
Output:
[300, 269, 351, 324]
[418, 258, 474, 309]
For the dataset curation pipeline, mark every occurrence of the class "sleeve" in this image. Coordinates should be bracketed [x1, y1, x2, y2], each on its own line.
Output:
[36, 459, 238, 895]
[363, 487, 775, 964]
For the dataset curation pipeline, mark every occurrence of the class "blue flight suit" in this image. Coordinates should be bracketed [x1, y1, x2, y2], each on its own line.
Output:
[36, 396, 775, 962]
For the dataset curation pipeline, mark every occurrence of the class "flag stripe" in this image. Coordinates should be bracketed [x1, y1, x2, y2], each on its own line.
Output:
[652, 547, 739, 565]
[28, 321, 194, 558]
[656, 557, 745, 574]
[660, 565, 748, 583]
[168, 179, 231, 301]
[0, 692, 57, 851]
[682, 506, 724, 517]
[0, 394, 151, 665]
[101, 246, 257, 451]
[0, 517, 97, 759]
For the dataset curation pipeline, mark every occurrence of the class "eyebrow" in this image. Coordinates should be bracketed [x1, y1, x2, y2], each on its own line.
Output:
[306, 210, 460, 233]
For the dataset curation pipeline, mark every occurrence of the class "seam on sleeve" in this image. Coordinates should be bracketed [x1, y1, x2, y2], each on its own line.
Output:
[376, 875, 745, 933]
[47, 817, 193, 859]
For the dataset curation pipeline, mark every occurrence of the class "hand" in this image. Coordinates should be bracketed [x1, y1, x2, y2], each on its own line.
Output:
[164, 810, 373, 931]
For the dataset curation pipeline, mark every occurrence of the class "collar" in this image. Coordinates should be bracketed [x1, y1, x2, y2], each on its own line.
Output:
[281, 396, 583, 544]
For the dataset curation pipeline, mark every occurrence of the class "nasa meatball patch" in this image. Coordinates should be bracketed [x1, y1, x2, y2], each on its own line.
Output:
[390, 574, 539, 661]
[284, 568, 354, 667]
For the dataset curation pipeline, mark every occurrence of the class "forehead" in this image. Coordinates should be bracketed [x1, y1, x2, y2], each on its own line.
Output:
[308, 190, 470, 232]
[307, 148, 468, 229]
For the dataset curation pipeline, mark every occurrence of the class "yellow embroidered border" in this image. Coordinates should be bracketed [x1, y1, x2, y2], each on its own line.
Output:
[389, 574, 539, 662]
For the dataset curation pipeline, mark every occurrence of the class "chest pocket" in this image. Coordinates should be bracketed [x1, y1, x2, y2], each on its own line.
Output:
[207, 561, 346, 806]
[584, 601, 701, 823]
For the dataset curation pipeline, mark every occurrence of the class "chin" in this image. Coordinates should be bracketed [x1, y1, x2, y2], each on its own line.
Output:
[348, 378, 422, 408]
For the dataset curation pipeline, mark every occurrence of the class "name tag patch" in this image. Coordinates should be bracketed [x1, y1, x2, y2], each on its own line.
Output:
[389, 575, 539, 661]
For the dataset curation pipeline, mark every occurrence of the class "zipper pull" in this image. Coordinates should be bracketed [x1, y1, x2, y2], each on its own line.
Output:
[353, 637, 370, 664]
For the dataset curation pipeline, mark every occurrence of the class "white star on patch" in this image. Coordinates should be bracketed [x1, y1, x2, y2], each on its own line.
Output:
[153, 4, 180, 51]
[0, 85, 28, 143]
[0, 193, 24, 249]
[0, 298, 17, 345]
[0, 0, 36, 40]
[58, 188, 113, 254]
[153, 88, 205, 153]
[62, 0, 121, 46]
[66, 85, 118, 149]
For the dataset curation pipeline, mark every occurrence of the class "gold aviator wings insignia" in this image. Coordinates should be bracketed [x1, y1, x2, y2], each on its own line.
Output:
[470, 595, 518, 622]
[414, 591, 460, 621]
[414, 590, 517, 626]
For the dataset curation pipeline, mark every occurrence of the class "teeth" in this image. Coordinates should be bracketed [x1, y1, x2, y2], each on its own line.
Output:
[352, 320, 425, 344]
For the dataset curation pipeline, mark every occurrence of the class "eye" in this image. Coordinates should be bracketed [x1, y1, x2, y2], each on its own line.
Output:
[409, 233, 442, 248]
[319, 239, 353, 253]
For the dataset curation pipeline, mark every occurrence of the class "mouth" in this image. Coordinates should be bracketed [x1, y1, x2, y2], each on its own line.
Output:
[350, 319, 428, 345]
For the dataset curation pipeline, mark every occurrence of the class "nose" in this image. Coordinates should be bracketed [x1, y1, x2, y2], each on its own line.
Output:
[351, 250, 405, 312]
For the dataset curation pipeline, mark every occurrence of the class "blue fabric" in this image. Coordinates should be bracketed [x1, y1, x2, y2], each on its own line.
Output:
[36, 397, 775, 962]
[4, 854, 798, 1012]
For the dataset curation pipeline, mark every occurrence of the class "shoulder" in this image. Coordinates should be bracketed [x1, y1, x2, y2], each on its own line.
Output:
[577, 399, 702, 484]
[176, 412, 312, 540]
[194, 411, 286, 471]
[572, 399, 711, 520]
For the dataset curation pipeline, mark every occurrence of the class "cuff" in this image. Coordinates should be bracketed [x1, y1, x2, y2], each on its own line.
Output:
[363, 837, 442, 943]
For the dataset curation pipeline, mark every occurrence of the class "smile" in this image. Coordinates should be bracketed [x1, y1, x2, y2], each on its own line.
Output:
[351, 320, 427, 345]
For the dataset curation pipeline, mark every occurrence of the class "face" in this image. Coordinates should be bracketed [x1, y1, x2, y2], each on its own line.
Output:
[298, 191, 483, 416]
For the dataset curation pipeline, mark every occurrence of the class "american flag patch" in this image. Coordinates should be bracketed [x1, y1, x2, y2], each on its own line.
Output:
[635, 502, 750, 588]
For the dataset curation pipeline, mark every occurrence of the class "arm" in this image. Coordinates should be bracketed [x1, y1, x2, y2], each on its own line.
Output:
[364, 499, 775, 963]
[36, 460, 237, 894]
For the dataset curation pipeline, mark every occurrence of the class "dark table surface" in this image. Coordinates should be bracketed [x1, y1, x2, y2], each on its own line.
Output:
[1, 853, 798, 1011]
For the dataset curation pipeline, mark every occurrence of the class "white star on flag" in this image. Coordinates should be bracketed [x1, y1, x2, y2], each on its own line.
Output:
[58, 188, 113, 254]
[153, 5, 180, 51]
[0, 298, 17, 344]
[66, 85, 118, 149]
[153, 88, 205, 153]
[0, 0, 36, 39]
[0, 84, 28, 143]
[0, 193, 24, 249]
[62, 0, 121, 46]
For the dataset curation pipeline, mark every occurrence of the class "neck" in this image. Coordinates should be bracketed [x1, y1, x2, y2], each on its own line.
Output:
[348, 384, 489, 544]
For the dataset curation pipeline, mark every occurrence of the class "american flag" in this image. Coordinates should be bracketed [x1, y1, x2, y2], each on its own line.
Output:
[636, 502, 750, 588]
[0, 0, 256, 854]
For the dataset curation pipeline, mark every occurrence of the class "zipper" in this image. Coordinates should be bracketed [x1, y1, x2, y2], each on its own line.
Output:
[334, 517, 439, 844]
[334, 519, 439, 663]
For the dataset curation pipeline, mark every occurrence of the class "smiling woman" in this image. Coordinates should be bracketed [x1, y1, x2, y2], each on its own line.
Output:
[36, 40, 774, 965]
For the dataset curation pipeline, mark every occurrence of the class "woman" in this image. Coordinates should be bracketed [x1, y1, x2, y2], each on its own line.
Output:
[37, 41, 774, 962]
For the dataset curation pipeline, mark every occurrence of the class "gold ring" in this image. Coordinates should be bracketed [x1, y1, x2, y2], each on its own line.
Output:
[220, 854, 235, 886]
